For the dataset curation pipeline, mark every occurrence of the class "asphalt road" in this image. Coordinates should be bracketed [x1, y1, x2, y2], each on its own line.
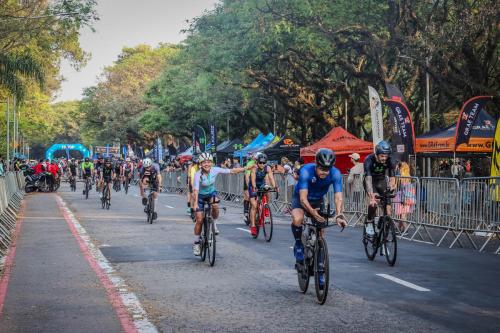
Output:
[1, 182, 499, 333]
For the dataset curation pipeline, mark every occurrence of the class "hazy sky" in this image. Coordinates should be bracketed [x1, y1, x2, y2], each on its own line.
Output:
[56, 0, 219, 102]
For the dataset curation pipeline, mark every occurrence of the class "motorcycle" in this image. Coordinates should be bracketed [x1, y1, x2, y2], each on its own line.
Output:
[24, 169, 54, 193]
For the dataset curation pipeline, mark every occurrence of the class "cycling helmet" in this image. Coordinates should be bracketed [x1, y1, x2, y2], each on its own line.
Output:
[375, 140, 392, 155]
[143, 158, 153, 167]
[105, 157, 111, 163]
[199, 152, 213, 162]
[252, 152, 262, 160]
[84, 157, 89, 162]
[192, 155, 200, 164]
[315, 148, 336, 169]
[126, 157, 130, 162]
[256, 153, 267, 164]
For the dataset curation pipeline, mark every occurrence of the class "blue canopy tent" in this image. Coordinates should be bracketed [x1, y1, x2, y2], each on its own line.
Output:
[233, 133, 273, 158]
[238, 133, 276, 157]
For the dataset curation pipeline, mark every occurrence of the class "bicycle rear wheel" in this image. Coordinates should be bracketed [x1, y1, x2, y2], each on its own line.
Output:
[148, 195, 154, 224]
[124, 179, 129, 194]
[314, 237, 329, 305]
[200, 217, 207, 262]
[85, 181, 89, 199]
[262, 203, 273, 242]
[383, 217, 397, 266]
[207, 217, 216, 266]
[363, 223, 377, 261]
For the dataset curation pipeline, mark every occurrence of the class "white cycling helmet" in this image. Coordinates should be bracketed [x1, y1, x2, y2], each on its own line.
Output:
[143, 158, 153, 167]
[199, 152, 213, 163]
[126, 157, 131, 162]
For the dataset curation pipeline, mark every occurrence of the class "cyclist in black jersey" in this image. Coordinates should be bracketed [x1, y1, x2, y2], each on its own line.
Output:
[363, 140, 396, 236]
[100, 158, 115, 200]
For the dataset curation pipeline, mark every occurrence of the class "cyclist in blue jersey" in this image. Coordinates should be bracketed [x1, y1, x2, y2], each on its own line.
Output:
[248, 153, 278, 236]
[363, 140, 396, 237]
[191, 152, 247, 256]
[291, 148, 347, 263]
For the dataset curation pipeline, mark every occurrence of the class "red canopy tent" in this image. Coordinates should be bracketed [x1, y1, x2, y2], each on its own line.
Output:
[300, 127, 373, 173]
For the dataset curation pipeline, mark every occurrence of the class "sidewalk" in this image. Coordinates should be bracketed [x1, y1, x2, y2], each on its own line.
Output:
[0, 193, 125, 333]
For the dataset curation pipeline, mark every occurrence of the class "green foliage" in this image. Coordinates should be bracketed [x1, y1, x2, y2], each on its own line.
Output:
[80, 44, 180, 146]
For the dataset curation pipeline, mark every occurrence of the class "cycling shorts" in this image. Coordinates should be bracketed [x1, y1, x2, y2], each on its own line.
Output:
[197, 192, 218, 211]
[291, 197, 323, 210]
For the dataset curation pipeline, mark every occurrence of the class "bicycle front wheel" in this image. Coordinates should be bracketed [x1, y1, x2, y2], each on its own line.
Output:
[85, 182, 89, 199]
[363, 223, 377, 261]
[297, 258, 310, 293]
[148, 195, 154, 224]
[383, 217, 397, 266]
[200, 218, 207, 262]
[314, 237, 329, 305]
[262, 203, 273, 242]
[207, 217, 216, 266]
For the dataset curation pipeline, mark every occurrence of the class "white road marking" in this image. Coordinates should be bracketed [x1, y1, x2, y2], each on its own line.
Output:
[56, 196, 159, 332]
[237, 227, 251, 233]
[376, 274, 430, 292]
[164, 205, 174, 209]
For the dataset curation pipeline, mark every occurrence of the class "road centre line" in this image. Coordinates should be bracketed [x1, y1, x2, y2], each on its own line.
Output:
[236, 227, 251, 233]
[376, 274, 431, 292]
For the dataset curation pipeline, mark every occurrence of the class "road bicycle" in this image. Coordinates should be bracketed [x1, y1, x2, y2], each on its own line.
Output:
[101, 180, 111, 210]
[123, 174, 131, 194]
[252, 185, 278, 242]
[296, 204, 343, 305]
[362, 189, 398, 266]
[69, 175, 76, 192]
[145, 185, 158, 224]
[199, 196, 218, 266]
[82, 176, 91, 199]
[113, 177, 121, 192]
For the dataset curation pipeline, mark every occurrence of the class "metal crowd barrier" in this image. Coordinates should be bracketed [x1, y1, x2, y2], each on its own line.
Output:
[161, 170, 500, 254]
[0, 172, 25, 256]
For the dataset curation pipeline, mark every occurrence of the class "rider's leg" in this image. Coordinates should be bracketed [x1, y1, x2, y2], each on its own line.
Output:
[291, 207, 305, 262]
[192, 204, 204, 255]
[249, 197, 257, 228]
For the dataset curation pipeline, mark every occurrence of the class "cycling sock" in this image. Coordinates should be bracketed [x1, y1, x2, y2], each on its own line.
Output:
[291, 224, 303, 242]
[187, 202, 191, 208]
[193, 235, 200, 243]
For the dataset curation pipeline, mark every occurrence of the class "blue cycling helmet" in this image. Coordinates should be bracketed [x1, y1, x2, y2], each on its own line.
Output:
[316, 148, 336, 169]
[375, 140, 392, 155]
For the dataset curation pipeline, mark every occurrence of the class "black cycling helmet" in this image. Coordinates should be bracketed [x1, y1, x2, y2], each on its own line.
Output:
[105, 157, 111, 163]
[316, 148, 336, 169]
[375, 140, 392, 155]
[85, 157, 89, 162]
[257, 153, 267, 164]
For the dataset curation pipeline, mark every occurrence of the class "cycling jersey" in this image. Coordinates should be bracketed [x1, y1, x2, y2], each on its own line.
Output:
[254, 165, 269, 188]
[363, 153, 395, 178]
[140, 165, 159, 181]
[68, 162, 77, 175]
[293, 163, 342, 202]
[193, 167, 231, 196]
[81, 162, 94, 176]
[102, 165, 113, 180]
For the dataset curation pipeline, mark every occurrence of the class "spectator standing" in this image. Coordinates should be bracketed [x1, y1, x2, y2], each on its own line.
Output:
[0, 157, 4, 176]
[347, 153, 364, 209]
[464, 160, 473, 178]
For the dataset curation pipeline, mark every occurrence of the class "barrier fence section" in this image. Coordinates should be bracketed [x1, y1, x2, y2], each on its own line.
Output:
[161, 170, 499, 254]
[0, 172, 25, 256]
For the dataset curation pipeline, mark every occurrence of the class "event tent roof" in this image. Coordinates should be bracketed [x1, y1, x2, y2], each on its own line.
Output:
[234, 133, 275, 157]
[262, 136, 301, 161]
[415, 109, 496, 153]
[300, 127, 373, 157]
[217, 138, 244, 154]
